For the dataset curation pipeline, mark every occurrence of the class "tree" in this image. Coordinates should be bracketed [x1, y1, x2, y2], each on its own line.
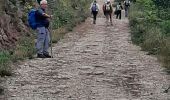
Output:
[152, 0, 170, 9]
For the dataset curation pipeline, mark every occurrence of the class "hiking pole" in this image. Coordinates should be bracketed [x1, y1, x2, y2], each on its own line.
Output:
[48, 0, 55, 58]
[50, 19, 53, 58]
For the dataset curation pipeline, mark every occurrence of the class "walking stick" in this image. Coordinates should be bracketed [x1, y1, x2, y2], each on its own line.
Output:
[48, 0, 55, 58]
[50, 21, 53, 58]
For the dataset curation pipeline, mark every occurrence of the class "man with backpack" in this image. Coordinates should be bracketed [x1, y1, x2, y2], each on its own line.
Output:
[124, 0, 130, 17]
[28, 0, 52, 58]
[116, 2, 123, 19]
[103, 0, 113, 26]
[90, 0, 99, 24]
[35, 0, 53, 58]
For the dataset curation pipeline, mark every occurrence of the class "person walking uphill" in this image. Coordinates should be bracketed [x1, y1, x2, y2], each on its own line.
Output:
[124, 0, 130, 17]
[90, 0, 100, 24]
[35, 0, 52, 58]
[116, 3, 123, 19]
[103, 0, 113, 26]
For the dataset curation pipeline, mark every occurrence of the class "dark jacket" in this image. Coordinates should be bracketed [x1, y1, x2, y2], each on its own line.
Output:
[35, 8, 49, 28]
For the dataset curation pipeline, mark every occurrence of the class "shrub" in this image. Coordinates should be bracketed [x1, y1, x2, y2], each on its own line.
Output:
[0, 51, 12, 77]
[129, 0, 170, 69]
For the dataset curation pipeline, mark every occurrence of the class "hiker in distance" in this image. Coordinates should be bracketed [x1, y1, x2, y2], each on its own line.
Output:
[90, 0, 100, 24]
[103, 0, 113, 26]
[103, 1, 107, 17]
[35, 0, 53, 58]
[124, 0, 131, 17]
[115, 2, 123, 19]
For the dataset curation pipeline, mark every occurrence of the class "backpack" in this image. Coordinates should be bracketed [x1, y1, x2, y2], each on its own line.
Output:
[116, 5, 121, 10]
[91, 3, 97, 11]
[105, 4, 111, 11]
[28, 9, 37, 30]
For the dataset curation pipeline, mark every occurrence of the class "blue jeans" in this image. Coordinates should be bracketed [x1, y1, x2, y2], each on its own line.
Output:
[36, 27, 50, 55]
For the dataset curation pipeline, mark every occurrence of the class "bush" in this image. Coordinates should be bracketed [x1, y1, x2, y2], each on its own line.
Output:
[159, 20, 170, 36]
[142, 27, 164, 55]
[129, 0, 170, 69]
[0, 51, 12, 77]
[159, 37, 170, 68]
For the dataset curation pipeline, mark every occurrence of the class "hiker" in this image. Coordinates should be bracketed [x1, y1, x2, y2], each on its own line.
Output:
[124, 0, 130, 17]
[103, 1, 107, 17]
[103, 0, 113, 26]
[35, 0, 52, 58]
[90, 0, 99, 24]
[116, 2, 123, 19]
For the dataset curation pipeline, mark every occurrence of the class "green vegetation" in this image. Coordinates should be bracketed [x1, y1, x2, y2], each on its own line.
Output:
[0, 36, 35, 77]
[0, 51, 12, 77]
[51, 0, 91, 42]
[129, 0, 170, 69]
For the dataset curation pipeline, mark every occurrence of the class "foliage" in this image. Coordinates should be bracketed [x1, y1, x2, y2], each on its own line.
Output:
[51, 0, 90, 29]
[129, 0, 170, 69]
[152, 0, 170, 9]
[49, 0, 91, 42]
[12, 36, 36, 61]
[0, 51, 12, 77]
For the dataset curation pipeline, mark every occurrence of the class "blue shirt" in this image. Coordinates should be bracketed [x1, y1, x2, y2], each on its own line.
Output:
[35, 8, 50, 28]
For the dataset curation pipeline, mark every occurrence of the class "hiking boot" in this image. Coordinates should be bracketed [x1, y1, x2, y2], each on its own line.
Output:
[37, 54, 46, 58]
[43, 53, 52, 58]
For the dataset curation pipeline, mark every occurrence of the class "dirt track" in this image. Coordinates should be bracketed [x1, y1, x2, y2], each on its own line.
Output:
[1, 0, 170, 100]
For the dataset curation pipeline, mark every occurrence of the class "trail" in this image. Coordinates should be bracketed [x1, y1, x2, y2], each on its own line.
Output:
[1, 0, 170, 100]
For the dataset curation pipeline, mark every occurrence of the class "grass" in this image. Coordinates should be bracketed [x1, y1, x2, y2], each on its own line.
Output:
[159, 37, 170, 69]
[0, 35, 35, 77]
[141, 27, 164, 55]
[52, 27, 67, 43]
[0, 51, 12, 77]
[129, 2, 170, 69]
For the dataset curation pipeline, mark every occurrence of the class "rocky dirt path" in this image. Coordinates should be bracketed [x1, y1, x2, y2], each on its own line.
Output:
[1, 0, 170, 100]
